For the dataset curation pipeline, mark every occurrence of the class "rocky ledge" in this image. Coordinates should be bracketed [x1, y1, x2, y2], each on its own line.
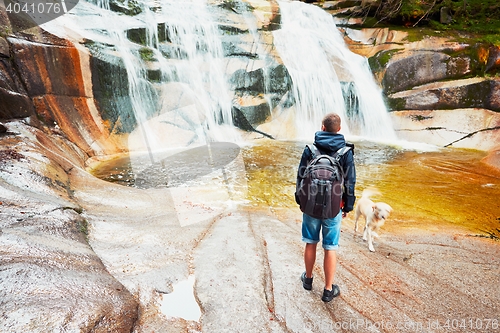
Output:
[1, 120, 499, 332]
[342, 23, 500, 169]
[0, 121, 138, 332]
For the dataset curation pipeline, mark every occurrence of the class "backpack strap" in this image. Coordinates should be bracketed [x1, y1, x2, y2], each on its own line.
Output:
[333, 146, 351, 161]
[305, 144, 321, 159]
[306, 143, 352, 164]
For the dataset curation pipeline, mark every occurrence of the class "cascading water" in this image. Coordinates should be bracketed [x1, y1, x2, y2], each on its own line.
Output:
[42, 0, 398, 149]
[151, 0, 239, 143]
[273, 0, 397, 141]
[46, 0, 241, 157]
[113, 28, 160, 161]
[235, 0, 274, 114]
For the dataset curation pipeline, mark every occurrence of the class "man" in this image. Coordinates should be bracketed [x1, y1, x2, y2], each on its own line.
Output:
[295, 112, 356, 302]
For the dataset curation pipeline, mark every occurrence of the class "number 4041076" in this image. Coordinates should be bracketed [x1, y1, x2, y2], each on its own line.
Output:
[6, 1, 68, 14]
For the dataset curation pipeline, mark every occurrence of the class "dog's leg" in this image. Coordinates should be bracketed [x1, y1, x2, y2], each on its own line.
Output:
[362, 221, 368, 241]
[366, 227, 375, 252]
[354, 212, 359, 232]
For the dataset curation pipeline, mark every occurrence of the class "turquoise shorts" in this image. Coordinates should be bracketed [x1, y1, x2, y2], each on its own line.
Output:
[301, 211, 342, 250]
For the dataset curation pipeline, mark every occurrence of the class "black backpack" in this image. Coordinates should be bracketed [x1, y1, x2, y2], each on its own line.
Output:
[296, 144, 351, 219]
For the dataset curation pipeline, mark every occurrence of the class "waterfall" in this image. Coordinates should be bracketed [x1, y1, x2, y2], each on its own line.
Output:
[46, 0, 240, 155]
[41, 0, 397, 149]
[236, 0, 274, 114]
[273, 0, 397, 142]
[112, 27, 160, 160]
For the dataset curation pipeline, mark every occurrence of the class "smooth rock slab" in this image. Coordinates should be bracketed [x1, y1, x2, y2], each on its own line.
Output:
[0, 122, 138, 333]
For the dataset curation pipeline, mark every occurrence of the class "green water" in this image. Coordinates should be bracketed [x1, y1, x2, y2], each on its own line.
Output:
[241, 140, 500, 239]
[91, 140, 500, 239]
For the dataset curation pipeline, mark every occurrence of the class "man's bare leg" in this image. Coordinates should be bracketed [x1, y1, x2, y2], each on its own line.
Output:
[304, 243, 317, 278]
[323, 249, 337, 289]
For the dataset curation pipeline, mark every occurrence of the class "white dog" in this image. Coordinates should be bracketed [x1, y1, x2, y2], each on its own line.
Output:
[354, 188, 393, 252]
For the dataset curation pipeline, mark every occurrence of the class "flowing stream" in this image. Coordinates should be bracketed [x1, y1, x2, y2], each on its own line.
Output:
[245, 140, 500, 239]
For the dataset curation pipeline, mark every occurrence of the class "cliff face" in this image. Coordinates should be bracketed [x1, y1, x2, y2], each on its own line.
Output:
[11, 33, 129, 155]
[0, 23, 127, 157]
[0, 6, 35, 120]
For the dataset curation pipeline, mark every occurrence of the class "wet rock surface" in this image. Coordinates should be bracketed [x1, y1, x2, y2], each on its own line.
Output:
[1, 1, 499, 169]
[1, 121, 500, 332]
[79, 190, 500, 333]
[0, 121, 138, 332]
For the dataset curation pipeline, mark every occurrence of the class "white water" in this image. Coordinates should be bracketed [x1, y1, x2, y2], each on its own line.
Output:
[237, 1, 275, 112]
[152, 0, 240, 143]
[273, 0, 398, 142]
[44, 0, 241, 157]
[42, 0, 400, 150]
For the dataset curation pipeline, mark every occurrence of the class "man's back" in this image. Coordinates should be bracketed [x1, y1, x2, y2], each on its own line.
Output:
[296, 130, 356, 214]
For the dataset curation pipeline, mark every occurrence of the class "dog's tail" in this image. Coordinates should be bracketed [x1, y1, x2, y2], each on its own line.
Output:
[361, 187, 382, 199]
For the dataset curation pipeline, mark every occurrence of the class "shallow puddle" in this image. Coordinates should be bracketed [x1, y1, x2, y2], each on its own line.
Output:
[91, 140, 500, 239]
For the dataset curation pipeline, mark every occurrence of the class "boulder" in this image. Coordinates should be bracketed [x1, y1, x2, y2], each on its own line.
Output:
[345, 26, 500, 156]
[382, 51, 471, 94]
[387, 78, 499, 112]
[231, 68, 266, 93]
[232, 94, 271, 129]
[229, 63, 291, 94]
[230, 63, 291, 128]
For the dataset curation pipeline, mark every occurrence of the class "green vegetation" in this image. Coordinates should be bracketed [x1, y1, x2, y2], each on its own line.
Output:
[76, 218, 89, 242]
[0, 26, 12, 37]
[368, 48, 403, 72]
[362, 0, 500, 45]
[138, 47, 155, 62]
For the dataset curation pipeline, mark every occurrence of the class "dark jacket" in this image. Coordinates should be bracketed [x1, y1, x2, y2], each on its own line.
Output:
[296, 131, 356, 213]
